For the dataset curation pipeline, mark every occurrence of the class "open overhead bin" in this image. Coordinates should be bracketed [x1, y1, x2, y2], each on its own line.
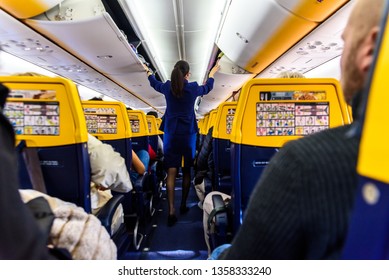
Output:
[26, 12, 164, 111]
[275, 0, 350, 22]
[216, 0, 350, 74]
[196, 55, 253, 116]
[0, 0, 164, 112]
[0, 8, 154, 110]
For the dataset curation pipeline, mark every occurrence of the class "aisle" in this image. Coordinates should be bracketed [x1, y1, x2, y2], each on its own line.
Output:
[124, 179, 208, 260]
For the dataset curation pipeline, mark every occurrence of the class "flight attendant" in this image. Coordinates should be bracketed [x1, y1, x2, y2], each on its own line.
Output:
[144, 60, 220, 226]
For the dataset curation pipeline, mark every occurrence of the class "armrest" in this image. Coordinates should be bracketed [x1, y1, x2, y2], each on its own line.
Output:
[208, 194, 229, 229]
[212, 194, 225, 209]
[95, 194, 124, 234]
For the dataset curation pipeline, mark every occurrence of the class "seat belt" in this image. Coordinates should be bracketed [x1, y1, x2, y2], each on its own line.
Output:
[16, 140, 47, 194]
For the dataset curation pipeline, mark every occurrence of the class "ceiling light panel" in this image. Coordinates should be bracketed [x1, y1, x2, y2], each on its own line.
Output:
[121, 0, 227, 83]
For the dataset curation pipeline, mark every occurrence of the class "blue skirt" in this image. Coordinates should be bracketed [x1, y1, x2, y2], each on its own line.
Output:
[163, 133, 196, 168]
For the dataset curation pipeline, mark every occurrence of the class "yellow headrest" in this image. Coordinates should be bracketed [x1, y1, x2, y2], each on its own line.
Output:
[2, 76, 88, 147]
[82, 100, 132, 140]
[231, 78, 351, 147]
[212, 101, 238, 140]
[127, 110, 150, 137]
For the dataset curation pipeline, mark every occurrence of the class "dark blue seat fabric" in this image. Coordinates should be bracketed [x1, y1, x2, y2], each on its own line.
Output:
[230, 143, 277, 233]
[17, 143, 92, 213]
[213, 138, 232, 194]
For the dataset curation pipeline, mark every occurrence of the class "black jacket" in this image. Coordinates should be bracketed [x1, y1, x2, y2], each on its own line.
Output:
[0, 83, 54, 259]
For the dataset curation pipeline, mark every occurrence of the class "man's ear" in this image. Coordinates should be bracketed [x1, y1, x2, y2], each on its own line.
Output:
[358, 26, 380, 74]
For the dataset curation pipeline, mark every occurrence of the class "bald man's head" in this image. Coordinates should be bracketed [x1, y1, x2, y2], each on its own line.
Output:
[340, 0, 385, 104]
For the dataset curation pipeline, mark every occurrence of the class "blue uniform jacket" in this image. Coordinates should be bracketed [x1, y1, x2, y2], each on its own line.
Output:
[148, 75, 214, 135]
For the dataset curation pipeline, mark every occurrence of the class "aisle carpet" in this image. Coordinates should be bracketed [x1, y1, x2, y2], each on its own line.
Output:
[123, 179, 208, 260]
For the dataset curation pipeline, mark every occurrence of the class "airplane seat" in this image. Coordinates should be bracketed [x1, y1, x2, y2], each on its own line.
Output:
[127, 110, 155, 220]
[2, 76, 131, 258]
[146, 115, 165, 205]
[155, 117, 164, 141]
[207, 193, 233, 250]
[200, 110, 218, 195]
[198, 114, 210, 154]
[81, 100, 145, 251]
[212, 101, 238, 195]
[342, 5, 389, 260]
[208, 78, 352, 251]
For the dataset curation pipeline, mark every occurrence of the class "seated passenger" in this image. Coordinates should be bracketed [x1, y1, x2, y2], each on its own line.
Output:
[130, 149, 149, 182]
[194, 126, 214, 209]
[19, 189, 117, 260]
[87, 134, 133, 235]
[0, 82, 57, 260]
[8, 74, 132, 242]
[216, 0, 381, 259]
[202, 71, 306, 256]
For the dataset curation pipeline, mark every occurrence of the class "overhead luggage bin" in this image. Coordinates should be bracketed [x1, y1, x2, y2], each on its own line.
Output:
[217, 0, 350, 74]
[0, 0, 62, 19]
[275, 0, 350, 22]
[25, 12, 161, 111]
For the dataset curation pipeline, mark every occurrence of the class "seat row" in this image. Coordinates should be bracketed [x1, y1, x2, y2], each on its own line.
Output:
[1, 75, 164, 258]
[197, 77, 352, 251]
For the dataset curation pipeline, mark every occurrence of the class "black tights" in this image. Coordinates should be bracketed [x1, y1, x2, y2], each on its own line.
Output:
[166, 167, 191, 215]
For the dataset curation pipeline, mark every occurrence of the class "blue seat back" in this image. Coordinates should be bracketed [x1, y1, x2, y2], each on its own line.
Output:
[212, 102, 237, 193]
[82, 101, 133, 173]
[127, 110, 149, 153]
[2, 76, 91, 212]
[146, 115, 161, 156]
[230, 77, 352, 233]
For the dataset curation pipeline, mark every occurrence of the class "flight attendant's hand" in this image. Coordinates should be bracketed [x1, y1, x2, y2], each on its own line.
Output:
[143, 64, 153, 76]
[209, 62, 220, 78]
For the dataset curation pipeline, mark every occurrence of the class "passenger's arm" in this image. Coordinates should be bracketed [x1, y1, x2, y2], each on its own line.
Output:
[132, 150, 146, 175]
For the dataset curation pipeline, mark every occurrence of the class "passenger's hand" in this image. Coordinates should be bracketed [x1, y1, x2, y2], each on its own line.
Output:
[209, 63, 221, 78]
[96, 185, 109, 191]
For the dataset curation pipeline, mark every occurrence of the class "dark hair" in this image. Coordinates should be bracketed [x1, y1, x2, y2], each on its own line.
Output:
[89, 97, 103, 101]
[147, 111, 158, 118]
[171, 60, 189, 98]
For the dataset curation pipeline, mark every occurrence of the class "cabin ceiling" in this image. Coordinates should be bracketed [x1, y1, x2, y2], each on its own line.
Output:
[0, 0, 353, 117]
